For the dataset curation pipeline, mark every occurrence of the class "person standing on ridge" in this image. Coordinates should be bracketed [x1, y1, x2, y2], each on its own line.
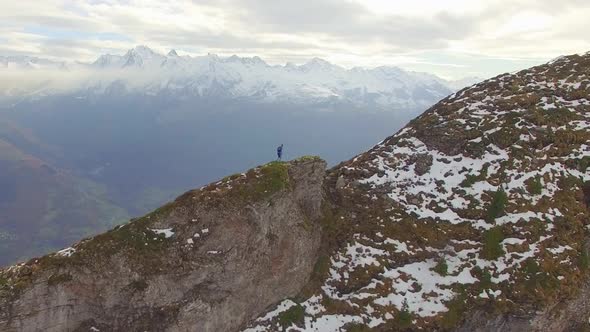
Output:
[277, 144, 284, 161]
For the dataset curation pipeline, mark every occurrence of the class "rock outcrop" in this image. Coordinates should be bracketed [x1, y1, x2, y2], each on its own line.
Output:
[0, 158, 326, 332]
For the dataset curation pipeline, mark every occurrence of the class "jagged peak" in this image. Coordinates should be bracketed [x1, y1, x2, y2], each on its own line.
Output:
[124, 46, 161, 61]
[223, 54, 268, 66]
[126, 45, 157, 56]
[300, 57, 340, 71]
[226, 54, 240, 62]
[250, 55, 267, 66]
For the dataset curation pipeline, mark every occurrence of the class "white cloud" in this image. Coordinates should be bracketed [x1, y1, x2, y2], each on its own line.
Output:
[0, 0, 589, 78]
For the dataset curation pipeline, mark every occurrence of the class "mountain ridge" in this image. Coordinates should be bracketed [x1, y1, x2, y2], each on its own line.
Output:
[245, 50, 590, 331]
[1, 51, 589, 331]
[0, 46, 481, 111]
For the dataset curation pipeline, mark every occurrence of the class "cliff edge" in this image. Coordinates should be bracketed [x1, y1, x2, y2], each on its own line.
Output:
[0, 157, 327, 332]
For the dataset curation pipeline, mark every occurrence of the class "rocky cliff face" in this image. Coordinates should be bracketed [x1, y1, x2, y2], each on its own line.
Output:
[0, 158, 326, 332]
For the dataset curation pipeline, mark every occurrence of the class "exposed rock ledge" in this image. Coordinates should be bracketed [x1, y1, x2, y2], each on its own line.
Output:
[0, 158, 327, 332]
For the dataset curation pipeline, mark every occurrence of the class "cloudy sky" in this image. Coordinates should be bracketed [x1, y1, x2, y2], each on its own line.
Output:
[1, 0, 589, 79]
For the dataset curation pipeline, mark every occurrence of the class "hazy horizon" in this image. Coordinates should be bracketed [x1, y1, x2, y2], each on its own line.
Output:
[2, 0, 590, 79]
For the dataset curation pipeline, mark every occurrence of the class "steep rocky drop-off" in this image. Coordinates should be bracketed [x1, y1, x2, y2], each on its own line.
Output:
[0, 158, 326, 331]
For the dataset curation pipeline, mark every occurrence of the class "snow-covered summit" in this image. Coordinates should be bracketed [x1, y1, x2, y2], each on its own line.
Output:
[92, 45, 166, 69]
[1, 46, 482, 110]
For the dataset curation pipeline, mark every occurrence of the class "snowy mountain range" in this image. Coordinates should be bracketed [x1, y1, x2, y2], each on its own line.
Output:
[0, 46, 481, 111]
